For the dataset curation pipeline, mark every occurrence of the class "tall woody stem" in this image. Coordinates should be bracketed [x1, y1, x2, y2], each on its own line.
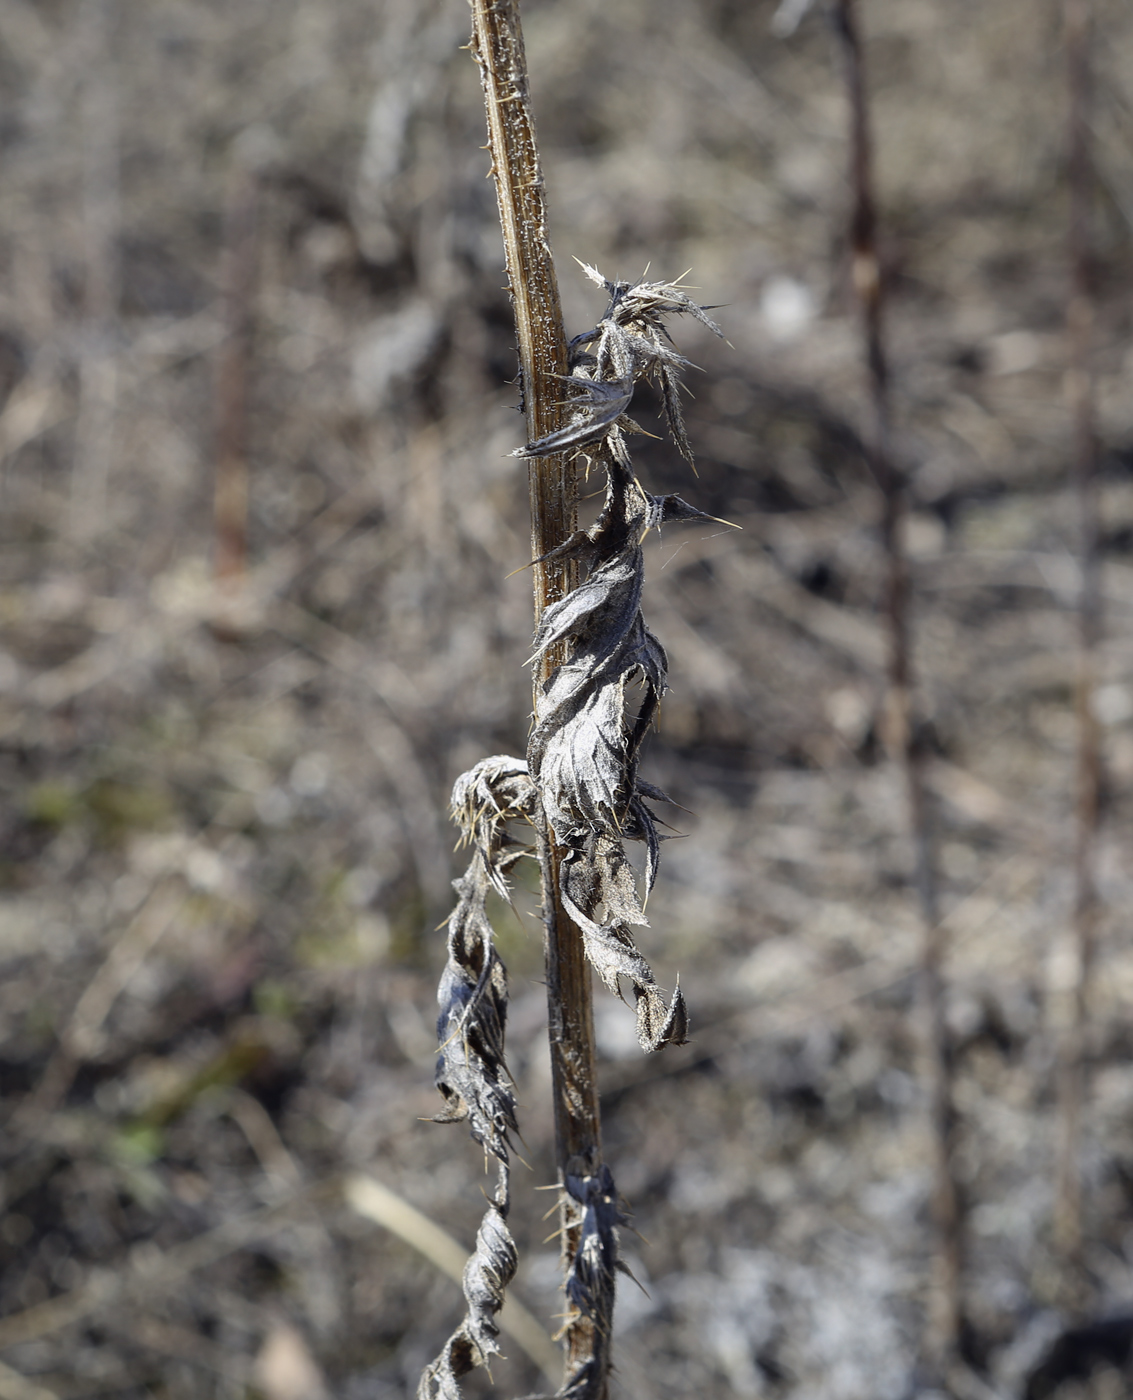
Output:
[834, 0, 961, 1371]
[469, 1, 605, 1390]
[1055, 0, 1100, 1280]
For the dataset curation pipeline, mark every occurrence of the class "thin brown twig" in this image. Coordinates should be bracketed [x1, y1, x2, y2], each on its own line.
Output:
[1054, 0, 1101, 1283]
[345, 1174, 560, 1386]
[833, 0, 962, 1371]
[214, 156, 261, 589]
[70, 0, 120, 539]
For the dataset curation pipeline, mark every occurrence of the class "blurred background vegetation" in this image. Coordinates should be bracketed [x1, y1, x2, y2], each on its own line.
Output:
[2, 0, 1133, 1396]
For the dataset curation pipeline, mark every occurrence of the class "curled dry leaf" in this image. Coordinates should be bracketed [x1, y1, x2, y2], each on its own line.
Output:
[514, 268, 723, 464]
[527, 437, 702, 1053]
[419, 757, 535, 1400]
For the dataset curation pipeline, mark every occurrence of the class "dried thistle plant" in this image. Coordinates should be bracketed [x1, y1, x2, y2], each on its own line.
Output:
[417, 7, 720, 1399]
[419, 269, 719, 1400]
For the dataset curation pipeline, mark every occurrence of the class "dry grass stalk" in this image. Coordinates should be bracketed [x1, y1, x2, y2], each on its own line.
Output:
[1054, 0, 1101, 1277]
[417, 6, 709, 1398]
[834, 0, 962, 1370]
[345, 1174, 559, 1385]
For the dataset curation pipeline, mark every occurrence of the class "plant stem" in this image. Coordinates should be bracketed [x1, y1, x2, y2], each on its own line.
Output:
[215, 159, 260, 588]
[1055, 0, 1100, 1278]
[834, 0, 961, 1369]
[469, 1, 604, 1389]
[71, 0, 120, 539]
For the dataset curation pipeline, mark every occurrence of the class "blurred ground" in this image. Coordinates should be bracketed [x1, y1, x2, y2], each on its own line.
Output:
[2, 0, 1133, 1397]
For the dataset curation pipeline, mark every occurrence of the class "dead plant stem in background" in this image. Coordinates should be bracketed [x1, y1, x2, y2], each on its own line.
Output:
[1055, 0, 1101, 1277]
[470, 0, 603, 1389]
[834, 0, 962, 1369]
[71, 0, 119, 538]
[215, 158, 261, 587]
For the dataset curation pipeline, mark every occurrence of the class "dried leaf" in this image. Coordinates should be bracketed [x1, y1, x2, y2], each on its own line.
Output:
[517, 271, 722, 464]
[420, 757, 536, 1400]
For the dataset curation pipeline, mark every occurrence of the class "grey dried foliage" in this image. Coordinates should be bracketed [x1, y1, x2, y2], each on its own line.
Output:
[515, 264, 723, 466]
[525, 268, 724, 1055]
[422, 271, 720, 1398]
[418, 756, 534, 1400]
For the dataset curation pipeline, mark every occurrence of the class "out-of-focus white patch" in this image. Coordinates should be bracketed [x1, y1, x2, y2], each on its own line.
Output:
[354, 912, 389, 962]
[738, 935, 820, 999]
[255, 786, 293, 827]
[825, 686, 872, 747]
[859, 1169, 925, 1221]
[945, 990, 983, 1040]
[345, 865, 382, 907]
[254, 1323, 328, 1400]
[988, 329, 1040, 375]
[760, 275, 815, 341]
[906, 511, 946, 559]
[150, 557, 212, 619]
[352, 300, 440, 414]
[1046, 930, 1081, 997]
[771, 0, 816, 37]
[0, 651, 22, 692]
[667, 1244, 912, 1400]
[613, 1250, 657, 1335]
[1092, 683, 1133, 727]
[0, 899, 57, 959]
[185, 846, 227, 893]
[594, 997, 644, 1059]
[290, 751, 330, 796]
[300, 221, 353, 274]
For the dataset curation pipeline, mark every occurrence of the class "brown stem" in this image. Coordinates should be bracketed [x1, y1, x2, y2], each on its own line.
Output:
[71, 0, 120, 538]
[469, 2, 603, 1391]
[834, 0, 961, 1370]
[214, 161, 260, 587]
[1055, 0, 1100, 1279]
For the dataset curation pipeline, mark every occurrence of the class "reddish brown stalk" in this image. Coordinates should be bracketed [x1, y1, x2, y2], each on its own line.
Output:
[834, 0, 961, 1370]
[1054, 0, 1101, 1278]
[71, 0, 120, 537]
[469, 1, 603, 1391]
[214, 161, 261, 587]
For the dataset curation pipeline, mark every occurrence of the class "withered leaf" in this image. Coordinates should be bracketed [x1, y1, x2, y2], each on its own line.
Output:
[517, 270, 722, 465]
[420, 757, 534, 1400]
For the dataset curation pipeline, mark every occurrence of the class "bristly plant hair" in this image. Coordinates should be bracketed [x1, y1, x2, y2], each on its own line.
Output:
[417, 5, 719, 1399]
